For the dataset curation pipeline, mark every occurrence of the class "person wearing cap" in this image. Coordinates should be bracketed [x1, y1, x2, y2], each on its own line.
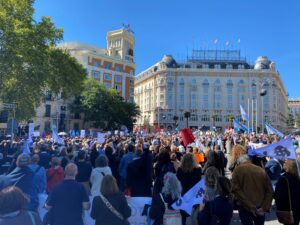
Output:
[6, 153, 38, 211]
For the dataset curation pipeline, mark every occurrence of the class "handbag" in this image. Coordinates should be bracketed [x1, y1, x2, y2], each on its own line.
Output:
[160, 193, 181, 225]
[99, 194, 130, 225]
[276, 178, 294, 224]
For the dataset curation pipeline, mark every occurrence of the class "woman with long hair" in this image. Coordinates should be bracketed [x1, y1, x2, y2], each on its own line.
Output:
[228, 144, 246, 172]
[91, 175, 131, 225]
[177, 153, 202, 225]
[274, 159, 300, 225]
[150, 172, 182, 225]
[198, 177, 234, 225]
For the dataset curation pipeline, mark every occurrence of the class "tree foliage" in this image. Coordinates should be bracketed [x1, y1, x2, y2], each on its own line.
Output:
[0, 0, 87, 119]
[73, 78, 140, 130]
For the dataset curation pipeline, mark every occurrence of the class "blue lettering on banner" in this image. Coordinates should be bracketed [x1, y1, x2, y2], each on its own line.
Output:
[196, 187, 205, 198]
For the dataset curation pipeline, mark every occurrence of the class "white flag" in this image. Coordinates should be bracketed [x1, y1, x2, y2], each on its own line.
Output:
[214, 38, 218, 44]
[172, 179, 205, 215]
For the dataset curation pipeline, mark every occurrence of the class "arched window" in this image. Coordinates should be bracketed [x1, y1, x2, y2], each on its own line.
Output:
[191, 79, 197, 85]
[238, 79, 244, 85]
[226, 80, 233, 86]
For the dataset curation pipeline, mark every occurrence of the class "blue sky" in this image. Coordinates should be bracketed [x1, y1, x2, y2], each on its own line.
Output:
[34, 0, 300, 98]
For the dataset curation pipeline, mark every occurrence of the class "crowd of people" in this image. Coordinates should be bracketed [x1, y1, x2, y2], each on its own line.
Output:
[0, 131, 299, 225]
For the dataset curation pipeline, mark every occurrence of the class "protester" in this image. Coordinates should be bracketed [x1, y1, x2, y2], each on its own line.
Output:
[198, 177, 234, 225]
[119, 143, 135, 191]
[45, 163, 90, 225]
[204, 167, 220, 201]
[231, 155, 273, 225]
[153, 150, 176, 194]
[90, 155, 112, 197]
[28, 154, 46, 195]
[6, 153, 38, 211]
[177, 153, 202, 225]
[0, 186, 42, 225]
[91, 174, 131, 225]
[228, 144, 246, 172]
[274, 159, 300, 225]
[75, 150, 92, 195]
[46, 157, 64, 194]
[150, 172, 182, 225]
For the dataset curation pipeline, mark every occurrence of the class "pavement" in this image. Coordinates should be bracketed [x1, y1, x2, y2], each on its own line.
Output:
[231, 207, 280, 225]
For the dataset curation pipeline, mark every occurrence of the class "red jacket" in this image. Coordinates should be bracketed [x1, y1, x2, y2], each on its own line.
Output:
[46, 166, 64, 193]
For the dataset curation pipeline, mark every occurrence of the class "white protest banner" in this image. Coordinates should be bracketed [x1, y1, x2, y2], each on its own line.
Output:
[33, 131, 40, 137]
[80, 130, 85, 138]
[127, 197, 152, 225]
[172, 179, 205, 215]
[97, 133, 106, 144]
[29, 123, 34, 137]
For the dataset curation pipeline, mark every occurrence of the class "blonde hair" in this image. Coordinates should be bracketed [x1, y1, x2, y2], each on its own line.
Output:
[231, 144, 246, 162]
[180, 153, 198, 173]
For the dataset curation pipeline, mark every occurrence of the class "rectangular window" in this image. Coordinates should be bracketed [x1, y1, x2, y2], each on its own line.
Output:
[115, 85, 122, 91]
[104, 83, 111, 89]
[92, 72, 100, 79]
[103, 74, 111, 81]
[45, 105, 51, 117]
[115, 65, 122, 72]
[115, 76, 122, 83]
[93, 60, 99, 67]
[104, 63, 111, 69]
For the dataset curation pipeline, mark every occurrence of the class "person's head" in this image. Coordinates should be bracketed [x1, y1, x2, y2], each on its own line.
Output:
[158, 150, 171, 164]
[77, 150, 86, 161]
[215, 177, 233, 201]
[170, 153, 177, 161]
[64, 163, 78, 179]
[237, 154, 251, 165]
[51, 157, 61, 167]
[231, 144, 246, 162]
[180, 153, 198, 173]
[95, 155, 108, 168]
[283, 159, 299, 177]
[204, 166, 220, 188]
[16, 153, 31, 167]
[162, 172, 182, 200]
[0, 186, 29, 214]
[127, 143, 134, 153]
[31, 154, 40, 164]
[101, 175, 119, 195]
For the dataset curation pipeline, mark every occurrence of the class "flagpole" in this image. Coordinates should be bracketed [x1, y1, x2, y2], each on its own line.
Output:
[247, 98, 250, 133]
[255, 99, 258, 134]
[251, 99, 254, 132]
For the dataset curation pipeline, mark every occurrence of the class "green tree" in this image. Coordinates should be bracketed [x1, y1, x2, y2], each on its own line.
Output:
[296, 112, 300, 127]
[286, 113, 295, 128]
[74, 78, 140, 130]
[0, 0, 87, 119]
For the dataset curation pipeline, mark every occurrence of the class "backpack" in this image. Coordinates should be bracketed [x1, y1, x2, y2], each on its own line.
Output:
[160, 193, 181, 225]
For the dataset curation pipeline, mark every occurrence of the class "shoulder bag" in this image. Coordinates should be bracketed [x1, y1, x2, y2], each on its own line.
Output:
[99, 194, 130, 225]
[276, 177, 294, 224]
[159, 193, 181, 225]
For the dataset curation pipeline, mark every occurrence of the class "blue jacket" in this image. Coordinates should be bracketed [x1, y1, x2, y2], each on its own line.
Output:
[265, 159, 282, 181]
[198, 196, 233, 225]
[119, 152, 134, 179]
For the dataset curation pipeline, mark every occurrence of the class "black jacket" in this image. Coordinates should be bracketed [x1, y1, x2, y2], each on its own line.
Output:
[91, 192, 131, 225]
[274, 173, 300, 221]
[176, 167, 202, 195]
[149, 192, 178, 225]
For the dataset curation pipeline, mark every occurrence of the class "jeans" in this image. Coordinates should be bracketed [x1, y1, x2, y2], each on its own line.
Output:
[238, 206, 265, 225]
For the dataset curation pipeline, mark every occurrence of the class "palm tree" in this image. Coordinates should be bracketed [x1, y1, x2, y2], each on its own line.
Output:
[184, 112, 191, 128]
[173, 115, 179, 128]
[211, 114, 217, 127]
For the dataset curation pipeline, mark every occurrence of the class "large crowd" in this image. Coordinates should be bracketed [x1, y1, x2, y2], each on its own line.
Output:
[0, 131, 299, 225]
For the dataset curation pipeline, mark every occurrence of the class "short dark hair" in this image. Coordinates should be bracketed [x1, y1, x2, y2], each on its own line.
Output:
[101, 175, 119, 195]
[216, 177, 233, 201]
[0, 186, 29, 214]
[95, 155, 108, 168]
[77, 150, 86, 160]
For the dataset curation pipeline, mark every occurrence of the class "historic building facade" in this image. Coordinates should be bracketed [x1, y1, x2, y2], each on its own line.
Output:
[288, 98, 300, 127]
[33, 27, 136, 133]
[134, 50, 288, 131]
